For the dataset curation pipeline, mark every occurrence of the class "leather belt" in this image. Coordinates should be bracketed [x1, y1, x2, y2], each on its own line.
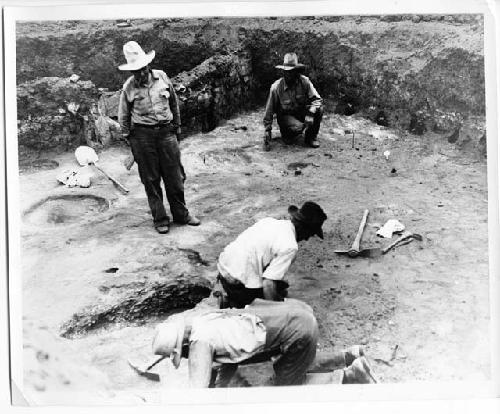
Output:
[134, 122, 170, 129]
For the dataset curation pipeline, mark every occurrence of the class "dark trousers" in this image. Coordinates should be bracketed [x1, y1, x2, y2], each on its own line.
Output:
[277, 106, 323, 144]
[129, 125, 189, 227]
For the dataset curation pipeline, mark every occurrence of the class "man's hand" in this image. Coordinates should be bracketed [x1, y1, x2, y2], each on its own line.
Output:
[123, 152, 135, 170]
[262, 278, 286, 301]
[175, 126, 182, 141]
[304, 115, 314, 127]
[121, 133, 130, 146]
[263, 130, 272, 152]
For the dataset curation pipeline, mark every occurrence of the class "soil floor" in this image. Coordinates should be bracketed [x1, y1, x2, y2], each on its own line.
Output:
[17, 109, 490, 404]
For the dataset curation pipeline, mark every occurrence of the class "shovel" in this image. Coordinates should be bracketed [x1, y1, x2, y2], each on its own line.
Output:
[381, 231, 423, 255]
[357, 231, 423, 258]
[75, 146, 129, 194]
[335, 210, 380, 258]
[127, 355, 167, 382]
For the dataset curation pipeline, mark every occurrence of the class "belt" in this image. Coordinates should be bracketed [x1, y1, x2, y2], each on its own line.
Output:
[134, 122, 171, 130]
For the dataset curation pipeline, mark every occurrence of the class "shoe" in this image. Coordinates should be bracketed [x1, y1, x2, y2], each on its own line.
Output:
[342, 356, 378, 384]
[306, 139, 320, 148]
[185, 215, 201, 226]
[263, 140, 271, 152]
[155, 224, 170, 234]
[344, 345, 365, 367]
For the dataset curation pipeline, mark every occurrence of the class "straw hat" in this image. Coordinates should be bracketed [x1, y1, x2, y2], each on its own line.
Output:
[275, 52, 306, 71]
[118, 41, 155, 71]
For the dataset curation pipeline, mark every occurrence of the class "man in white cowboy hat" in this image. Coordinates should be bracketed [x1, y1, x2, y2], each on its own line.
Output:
[151, 298, 377, 387]
[118, 40, 200, 234]
[263, 52, 323, 151]
[214, 201, 327, 308]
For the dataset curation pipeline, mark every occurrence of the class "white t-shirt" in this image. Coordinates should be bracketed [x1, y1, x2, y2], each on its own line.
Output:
[217, 218, 298, 288]
[190, 312, 267, 363]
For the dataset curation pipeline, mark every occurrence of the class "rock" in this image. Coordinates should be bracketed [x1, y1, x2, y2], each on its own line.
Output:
[69, 74, 80, 83]
[455, 118, 486, 158]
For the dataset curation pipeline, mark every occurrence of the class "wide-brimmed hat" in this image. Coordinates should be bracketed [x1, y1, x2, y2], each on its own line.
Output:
[275, 52, 306, 71]
[151, 315, 185, 369]
[288, 201, 327, 239]
[118, 41, 155, 71]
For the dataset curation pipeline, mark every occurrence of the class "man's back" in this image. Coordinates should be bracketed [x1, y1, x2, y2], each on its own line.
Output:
[217, 218, 298, 288]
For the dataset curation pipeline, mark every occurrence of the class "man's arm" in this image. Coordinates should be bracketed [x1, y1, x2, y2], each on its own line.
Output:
[263, 84, 278, 132]
[261, 248, 297, 301]
[188, 341, 215, 388]
[262, 278, 283, 301]
[117, 89, 132, 139]
[305, 78, 323, 114]
[167, 78, 182, 136]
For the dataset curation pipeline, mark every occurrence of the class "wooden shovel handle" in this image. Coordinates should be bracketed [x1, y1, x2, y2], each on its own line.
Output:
[382, 231, 413, 254]
[350, 209, 369, 252]
[93, 163, 129, 194]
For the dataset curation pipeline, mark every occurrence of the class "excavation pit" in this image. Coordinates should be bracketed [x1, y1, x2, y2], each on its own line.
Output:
[23, 194, 110, 227]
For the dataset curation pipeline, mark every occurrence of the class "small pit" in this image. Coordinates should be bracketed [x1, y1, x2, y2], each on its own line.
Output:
[23, 194, 109, 226]
[19, 159, 59, 173]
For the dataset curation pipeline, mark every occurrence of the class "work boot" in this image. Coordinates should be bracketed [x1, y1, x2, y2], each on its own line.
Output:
[305, 138, 320, 148]
[342, 356, 378, 384]
[344, 345, 365, 367]
[185, 215, 201, 226]
[155, 224, 170, 234]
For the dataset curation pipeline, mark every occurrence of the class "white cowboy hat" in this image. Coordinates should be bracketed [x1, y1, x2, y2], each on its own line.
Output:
[118, 41, 155, 71]
[275, 52, 306, 71]
[151, 315, 185, 369]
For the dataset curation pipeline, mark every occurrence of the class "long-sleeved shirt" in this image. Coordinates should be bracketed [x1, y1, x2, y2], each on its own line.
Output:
[187, 298, 317, 386]
[217, 218, 298, 288]
[263, 74, 323, 131]
[118, 69, 181, 137]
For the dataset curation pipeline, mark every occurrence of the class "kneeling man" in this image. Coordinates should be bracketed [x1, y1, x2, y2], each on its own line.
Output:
[152, 298, 377, 387]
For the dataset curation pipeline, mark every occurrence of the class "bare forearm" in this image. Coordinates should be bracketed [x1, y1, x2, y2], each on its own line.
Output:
[262, 279, 282, 301]
[188, 341, 214, 388]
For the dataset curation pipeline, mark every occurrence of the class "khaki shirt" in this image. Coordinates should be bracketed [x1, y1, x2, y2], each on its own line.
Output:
[263, 74, 322, 131]
[118, 69, 181, 136]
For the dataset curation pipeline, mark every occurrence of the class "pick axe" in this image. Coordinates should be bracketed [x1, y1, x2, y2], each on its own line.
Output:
[335, 209, 381, 258]
[127, 355, 167, 382]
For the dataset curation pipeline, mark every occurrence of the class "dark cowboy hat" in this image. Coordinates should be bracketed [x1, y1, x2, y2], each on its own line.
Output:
[288, 201, 327, 239]
[275, 52, 306, 71]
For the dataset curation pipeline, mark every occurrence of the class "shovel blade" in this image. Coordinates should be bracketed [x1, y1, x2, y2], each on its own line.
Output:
[334, 250, 350, 255]
[357, 248, 382, 258]
[127, 359, 160, 382]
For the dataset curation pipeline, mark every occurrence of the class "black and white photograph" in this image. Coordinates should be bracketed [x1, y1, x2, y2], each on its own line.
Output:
[2, 0, 499, 408]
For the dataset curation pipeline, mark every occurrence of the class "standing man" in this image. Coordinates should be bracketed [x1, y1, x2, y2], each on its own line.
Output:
[118, 41, 200, 234]
[151, 298, 377, 387]
[215, 201, 327, 308]
[263, 52, 324, 151]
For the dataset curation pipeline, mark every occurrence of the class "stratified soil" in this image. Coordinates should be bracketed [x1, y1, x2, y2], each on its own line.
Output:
[17, 110, 490, 403]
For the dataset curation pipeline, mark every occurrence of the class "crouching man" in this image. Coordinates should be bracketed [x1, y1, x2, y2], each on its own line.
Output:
[214, 201, 327, 308]
[263, 52, 323, 151]
[152, 298, 377, 387]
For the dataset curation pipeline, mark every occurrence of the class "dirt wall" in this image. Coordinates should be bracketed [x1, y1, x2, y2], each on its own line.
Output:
[16, 15, 485, 152]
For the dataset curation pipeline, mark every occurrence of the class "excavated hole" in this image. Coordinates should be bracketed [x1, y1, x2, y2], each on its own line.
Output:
[23, 194, 109, 226]
[60, 273, 212, 338]
[19, 158, 59, 173]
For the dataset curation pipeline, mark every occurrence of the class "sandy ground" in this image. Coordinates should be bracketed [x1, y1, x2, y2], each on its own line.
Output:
[16, 109, 490, 403]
